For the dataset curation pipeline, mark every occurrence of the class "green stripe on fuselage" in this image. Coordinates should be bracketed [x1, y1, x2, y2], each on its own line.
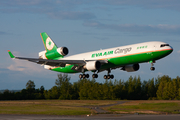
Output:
[106, 49, 172, 68]
[51, 49, 173, 73]
[51, 64, 78, 73]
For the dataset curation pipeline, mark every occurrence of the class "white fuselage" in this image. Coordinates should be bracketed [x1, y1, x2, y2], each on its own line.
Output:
[61, 41, 172, 61]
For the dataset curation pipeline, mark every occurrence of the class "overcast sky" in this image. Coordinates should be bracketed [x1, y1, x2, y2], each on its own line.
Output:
[1, 0, 180, 90]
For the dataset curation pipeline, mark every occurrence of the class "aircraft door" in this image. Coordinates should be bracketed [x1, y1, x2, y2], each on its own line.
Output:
[151, 44, 156, 57]
[153, 44, 156, 51]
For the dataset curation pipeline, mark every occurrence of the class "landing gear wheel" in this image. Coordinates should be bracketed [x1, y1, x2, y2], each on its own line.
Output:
[83, 74, 86, 79]
[86, 74, 89, 78]
[104, 75, 107, 79]
[92, 74, 95, 78]
[110, 75, 114, 79]
[107, 75, 111, 79]
[150, 67, 155, 71]
[79, 74, 83, 79]
[95, 74, 98, 78]
[92, 74, 98, 78]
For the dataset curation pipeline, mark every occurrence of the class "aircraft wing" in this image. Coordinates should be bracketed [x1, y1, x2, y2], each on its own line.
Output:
[8, 50, 108, 67]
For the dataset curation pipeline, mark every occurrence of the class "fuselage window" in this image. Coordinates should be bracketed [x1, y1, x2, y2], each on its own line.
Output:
[160, 44, 169, 47]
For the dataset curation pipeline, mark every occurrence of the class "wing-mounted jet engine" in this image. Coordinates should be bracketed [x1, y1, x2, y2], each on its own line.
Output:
[121, 64, 140, 72]
[84, 61, 101, 71]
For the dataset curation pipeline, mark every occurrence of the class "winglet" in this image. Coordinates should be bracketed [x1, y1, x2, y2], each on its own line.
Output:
[8, 50, 15, 59]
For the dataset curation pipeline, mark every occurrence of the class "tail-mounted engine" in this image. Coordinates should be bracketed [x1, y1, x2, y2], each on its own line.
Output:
[56, 47, 69, 56]
[84, 61, 101, 71]
[122, 63, 140, 72]
[39, 47, 69, 59]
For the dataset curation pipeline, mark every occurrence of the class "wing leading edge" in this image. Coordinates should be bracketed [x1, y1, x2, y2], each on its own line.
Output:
[8, 50, 108, 68]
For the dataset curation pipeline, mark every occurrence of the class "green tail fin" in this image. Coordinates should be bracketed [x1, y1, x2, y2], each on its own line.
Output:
[40, 32, 58, 52]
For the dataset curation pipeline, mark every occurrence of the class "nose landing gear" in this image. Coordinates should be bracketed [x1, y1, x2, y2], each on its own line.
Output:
[150, 61, 155, 71]
[150, 66, 155, 71]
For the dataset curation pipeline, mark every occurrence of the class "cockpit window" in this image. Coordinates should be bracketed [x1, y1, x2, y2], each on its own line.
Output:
[160, 44, 169, 47]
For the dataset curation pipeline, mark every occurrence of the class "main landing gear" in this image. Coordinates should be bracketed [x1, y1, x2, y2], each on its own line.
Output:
[79, 73, 98, 79]
[104, 74, 114, 79]
[79, 73, 114, 79]
[79, 68, 90, 79]
[150, 61, 155, 71]
[79, 69, 114, 79]
[79, 74, 89, 79]
[104, 69, 114, 79]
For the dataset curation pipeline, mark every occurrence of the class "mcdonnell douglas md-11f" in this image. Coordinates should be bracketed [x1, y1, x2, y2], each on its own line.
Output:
[8, 32, 173, 79]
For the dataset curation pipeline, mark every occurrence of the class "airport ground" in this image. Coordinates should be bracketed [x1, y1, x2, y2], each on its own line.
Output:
[0, 100, 180, 120]
[0, 114, 180, 120]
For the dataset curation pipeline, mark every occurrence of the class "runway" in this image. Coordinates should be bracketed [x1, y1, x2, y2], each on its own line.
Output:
[0, 114, 180, 120]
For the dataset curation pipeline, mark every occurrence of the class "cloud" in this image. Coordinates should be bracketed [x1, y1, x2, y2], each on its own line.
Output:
[1, 0, 180, 21]
[7, 59, 46, 74]
[0, 67, 56, 90]
[0, 0, 42, 6]
[158, 72, 163, 76]
[0, 31, 8, 35]
[83, 21, 180, 35]
[0, 0, 96, 20]
[1, 0, 180, 12]
[177, 50, 180, 53]
[0, 68, 11, 74]
[104, 0, 180, 11]
[47, 11, 96, 20]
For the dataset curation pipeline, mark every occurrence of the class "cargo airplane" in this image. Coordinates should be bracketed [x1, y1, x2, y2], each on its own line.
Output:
[8, 32, 173, 79]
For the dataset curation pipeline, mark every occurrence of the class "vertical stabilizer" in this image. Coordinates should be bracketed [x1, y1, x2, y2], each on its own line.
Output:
[40, 32, 58, 52]
[40, 32, 68, 60]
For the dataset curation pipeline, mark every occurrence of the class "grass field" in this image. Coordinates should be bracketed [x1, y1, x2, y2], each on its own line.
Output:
[105, 100, 180, 114]
[0, 100, 116, 115]
[0, 100, 180, 115]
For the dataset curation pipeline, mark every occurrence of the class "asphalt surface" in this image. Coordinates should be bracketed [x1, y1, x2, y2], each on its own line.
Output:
[84, 101, 128, 113]
[0, 114, 180, 120]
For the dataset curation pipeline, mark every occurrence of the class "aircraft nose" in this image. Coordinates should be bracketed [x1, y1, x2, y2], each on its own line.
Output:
[169, 45, 173, 53]
[170, 45, 173, 50]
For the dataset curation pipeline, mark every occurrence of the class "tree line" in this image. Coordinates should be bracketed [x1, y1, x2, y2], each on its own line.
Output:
[0, 74, 180, 100]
